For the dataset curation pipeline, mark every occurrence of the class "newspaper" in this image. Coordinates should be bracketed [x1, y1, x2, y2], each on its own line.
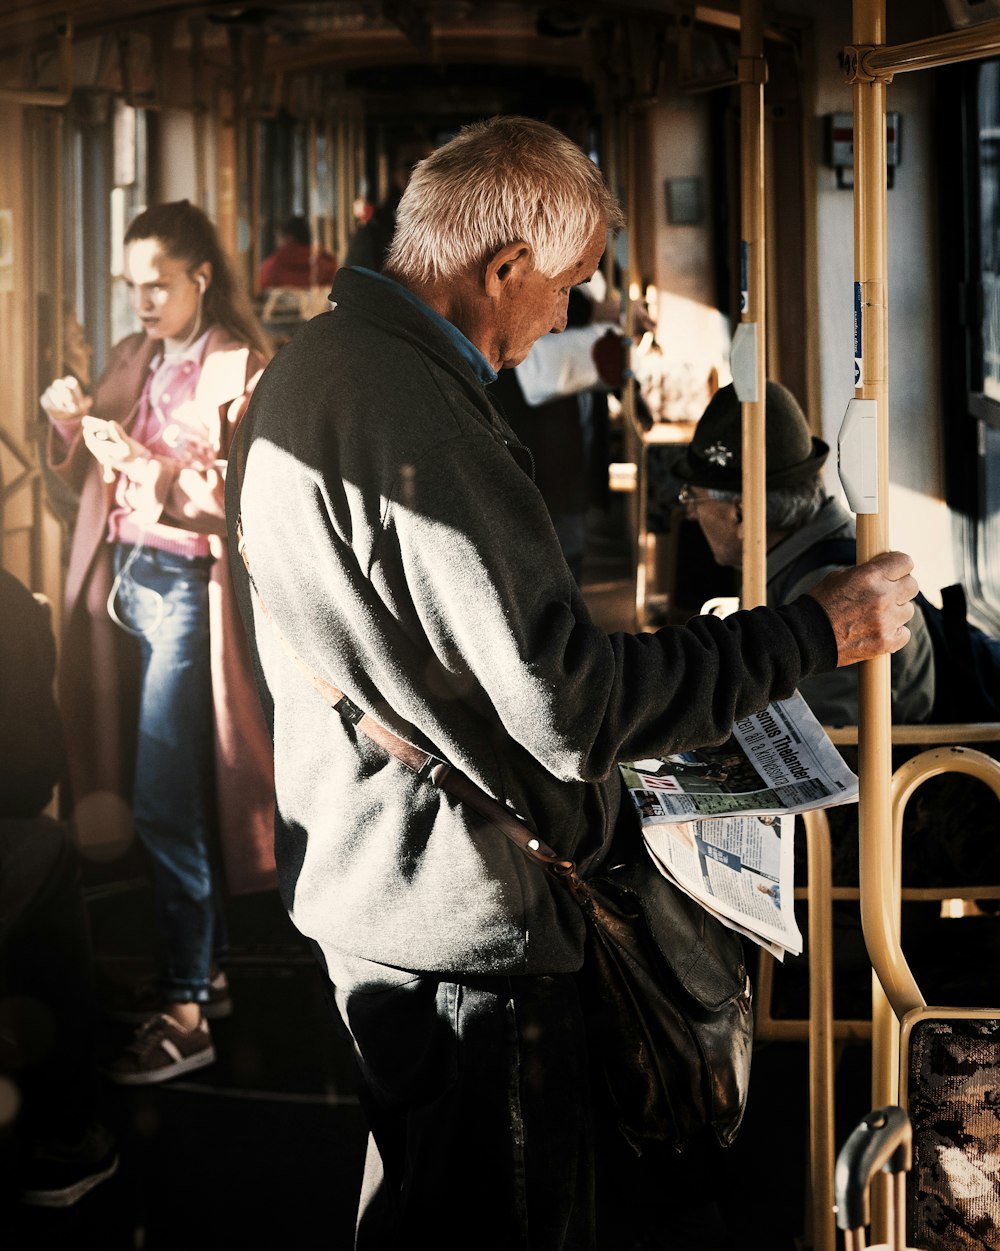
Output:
[619, 693, 858, 957]
[618, 692, 857, 823]
[642, 815, 802, 959]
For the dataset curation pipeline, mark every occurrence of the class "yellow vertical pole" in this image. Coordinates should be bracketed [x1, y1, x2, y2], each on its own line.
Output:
[190, 20, 207, 211]
[739, 0, 767, 611]
[851, 0, 896, 1238]
[335, 96, 349, 262]
[307, 114, 319, 269]
[215, 84, 240, 267]
[804, 808, 836, 1251]
[324, 112, 335, 256]
[622, 108, 648, 626]
[740, 9, 833, 1247]
[249, 117, 261, 296]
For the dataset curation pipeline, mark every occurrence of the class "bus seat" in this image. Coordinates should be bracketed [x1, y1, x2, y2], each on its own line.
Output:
[753, 728, 1000, 1251]
[867, 746, 1000, 1247]
[902, 1010, 1000, 1249]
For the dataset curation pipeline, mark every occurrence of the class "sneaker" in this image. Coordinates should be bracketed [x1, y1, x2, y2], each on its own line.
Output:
[104, 1014, 215, 1086]
[20, 1122, 119, 1208]
[105, 968, 233, 1023]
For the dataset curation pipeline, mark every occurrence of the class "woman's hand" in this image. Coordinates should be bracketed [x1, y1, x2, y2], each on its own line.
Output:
[40, 375, 92, 423]
[81, 416, 148, 484]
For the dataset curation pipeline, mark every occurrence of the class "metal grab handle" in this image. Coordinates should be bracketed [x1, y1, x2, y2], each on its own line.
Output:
[860, 746, 1000, 1022]
[834, 1105, 911, 1233]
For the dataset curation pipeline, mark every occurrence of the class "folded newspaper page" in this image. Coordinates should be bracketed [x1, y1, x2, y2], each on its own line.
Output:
[618, 692, 858, 823]
[619, 693, 858, 955]
[642, 815, 802, 958]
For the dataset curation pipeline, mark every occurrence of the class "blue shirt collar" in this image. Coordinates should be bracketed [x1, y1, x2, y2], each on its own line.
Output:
[352, 267, 497, 385]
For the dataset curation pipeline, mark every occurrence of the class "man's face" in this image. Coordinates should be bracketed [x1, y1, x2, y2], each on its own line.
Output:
[681, 485, 743, 568]
[492, 219, 607, 370]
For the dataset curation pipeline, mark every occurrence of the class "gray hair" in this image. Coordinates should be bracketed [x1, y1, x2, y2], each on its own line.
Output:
[385, 116, 624, 285]
[706, 473, 827, 531]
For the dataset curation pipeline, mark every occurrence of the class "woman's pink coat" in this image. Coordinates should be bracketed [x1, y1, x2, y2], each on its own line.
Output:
[49, 327, 277, 894]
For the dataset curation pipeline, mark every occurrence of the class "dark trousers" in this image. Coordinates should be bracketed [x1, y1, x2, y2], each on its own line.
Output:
[317, 947, 733, 1251]
[0, 815, 99, 1140]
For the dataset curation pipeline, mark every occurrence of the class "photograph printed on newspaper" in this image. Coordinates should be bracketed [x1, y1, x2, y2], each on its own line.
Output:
[619, 692, 858, 955]
[641, 814, 802, 958]
[618, 691, 857, 824]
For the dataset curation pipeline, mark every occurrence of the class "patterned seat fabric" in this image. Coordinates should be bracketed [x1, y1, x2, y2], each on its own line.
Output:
[908, 1017, 1000, 1251]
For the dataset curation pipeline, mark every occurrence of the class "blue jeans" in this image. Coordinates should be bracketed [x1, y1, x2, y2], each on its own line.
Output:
[112, 542, 226, 1003]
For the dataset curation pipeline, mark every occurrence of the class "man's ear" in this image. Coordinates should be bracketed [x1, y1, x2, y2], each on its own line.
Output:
[484, 242, 532, 296]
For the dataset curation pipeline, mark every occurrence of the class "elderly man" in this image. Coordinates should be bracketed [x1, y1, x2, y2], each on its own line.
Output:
[226, 118, 916, 1250]
[672, 379, 935, 726]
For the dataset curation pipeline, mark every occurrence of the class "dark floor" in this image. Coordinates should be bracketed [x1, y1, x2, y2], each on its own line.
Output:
[2, 878, 369, 1251]
[6, 870, 859, 1251]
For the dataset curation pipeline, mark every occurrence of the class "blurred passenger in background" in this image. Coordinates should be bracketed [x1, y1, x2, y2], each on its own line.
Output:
[40, 199, 276, 1086]
[491, 283, 624, 583]
[343, 133, 434, 273]
[258, 214, 337, 293]
[0, 568, 117, 1208]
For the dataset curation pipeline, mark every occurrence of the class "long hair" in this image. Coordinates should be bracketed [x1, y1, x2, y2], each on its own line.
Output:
[385, 116, 624, 285]
[124, 200, 272, 360]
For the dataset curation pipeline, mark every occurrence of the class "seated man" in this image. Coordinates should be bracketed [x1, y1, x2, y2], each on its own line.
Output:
[671, 382, 979, 1020]
[671, 379, 935, 727]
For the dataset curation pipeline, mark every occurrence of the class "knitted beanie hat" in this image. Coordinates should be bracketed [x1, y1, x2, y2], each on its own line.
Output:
[670, 380, 829, 489]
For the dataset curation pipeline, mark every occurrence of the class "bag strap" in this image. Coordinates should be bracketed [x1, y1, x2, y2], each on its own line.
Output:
[233, 508, 584, 891]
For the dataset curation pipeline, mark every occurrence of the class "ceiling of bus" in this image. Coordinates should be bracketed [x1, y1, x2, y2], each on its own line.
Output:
[2, 1, 968, 122]
[0, 1, 684, 64]
[0, 1, 746, 118]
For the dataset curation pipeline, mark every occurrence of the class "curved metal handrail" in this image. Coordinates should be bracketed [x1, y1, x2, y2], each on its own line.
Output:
[861, 746, 1000, 1022]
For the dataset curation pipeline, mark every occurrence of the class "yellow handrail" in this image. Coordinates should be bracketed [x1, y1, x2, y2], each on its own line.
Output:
[863, 747, 1000, 1023]
[739, 0, 767, 613]
[865, 745, 1000, 1233]
[851, 19, 1000, 80]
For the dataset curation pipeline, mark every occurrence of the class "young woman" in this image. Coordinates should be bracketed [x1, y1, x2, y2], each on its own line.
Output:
[41, 201, 276, 1084]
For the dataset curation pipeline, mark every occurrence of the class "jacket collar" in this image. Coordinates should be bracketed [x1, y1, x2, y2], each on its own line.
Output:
[344, 267, 496, 386]
[332, 267, 492, 397]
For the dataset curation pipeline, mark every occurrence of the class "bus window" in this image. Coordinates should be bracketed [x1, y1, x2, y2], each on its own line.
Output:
[943, 59, 1000, 627]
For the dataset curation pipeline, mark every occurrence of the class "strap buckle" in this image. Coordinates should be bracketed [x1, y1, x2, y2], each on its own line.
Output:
[334, 694, 365, 726]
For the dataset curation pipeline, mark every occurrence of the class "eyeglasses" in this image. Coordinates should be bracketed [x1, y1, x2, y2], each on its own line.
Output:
[677, 485, 706, 509]
[678, 485, 739, 511]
